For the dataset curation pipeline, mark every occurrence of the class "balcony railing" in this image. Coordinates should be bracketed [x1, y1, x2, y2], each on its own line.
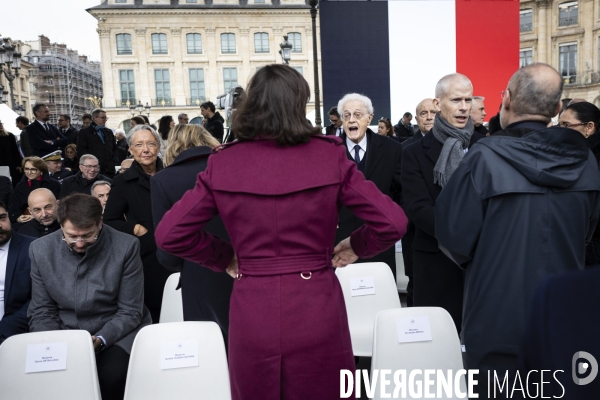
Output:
[562, 75, 578, 85]
[152, 98, 175, 107]
[187, 97, 205, 106]
[520, 23, 532, 32]
[116, 98, 137, 108]
[559, 17, 578, 27]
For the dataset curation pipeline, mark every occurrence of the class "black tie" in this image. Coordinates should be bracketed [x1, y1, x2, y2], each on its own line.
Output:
[353, 145, 361, 164]
[43, 123, 48, 131]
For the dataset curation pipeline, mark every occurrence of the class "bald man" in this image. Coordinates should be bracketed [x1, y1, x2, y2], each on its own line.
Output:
[435, 63, 600, 392]
[16, 188, 60, 238]
[401, 74, 485, 332]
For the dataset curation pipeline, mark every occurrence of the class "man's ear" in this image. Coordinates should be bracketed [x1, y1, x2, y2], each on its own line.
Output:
[552, 102, 562, 118]
[433, 98, 441, 112]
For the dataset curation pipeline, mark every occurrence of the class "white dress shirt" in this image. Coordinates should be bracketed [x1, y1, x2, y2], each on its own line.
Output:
[346, 134, 368, 163]
[0, 238, 11, 321]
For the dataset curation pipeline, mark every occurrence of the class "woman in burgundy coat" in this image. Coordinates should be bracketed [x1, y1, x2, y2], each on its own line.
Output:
[155, 65, 407, 400]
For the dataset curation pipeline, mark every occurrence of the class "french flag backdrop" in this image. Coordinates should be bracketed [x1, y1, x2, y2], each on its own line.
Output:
[320, 0, 520, 123]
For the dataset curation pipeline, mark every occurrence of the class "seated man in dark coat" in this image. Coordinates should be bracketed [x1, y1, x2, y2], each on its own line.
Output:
[59, 154, 112, 199]
[16, 188, 61, 238]
[76, 109, 119, 177]
[0, 201, 36, 345]
[42, 150, 72, 184]
[28, 193, 151, 400]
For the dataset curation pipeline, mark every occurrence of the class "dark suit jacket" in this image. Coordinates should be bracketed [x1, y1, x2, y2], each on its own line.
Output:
[60, 126, 79, 145]
[325, 124, 344, 136]
[0, 231, 35, 338]
[401, 130, 484, 252]
[25, 121, 68, 158]
[77, 124, 119, 176]
[150, 146, 233, 336]
[0, 176, 12, 206]
[335, 130, 403, 273]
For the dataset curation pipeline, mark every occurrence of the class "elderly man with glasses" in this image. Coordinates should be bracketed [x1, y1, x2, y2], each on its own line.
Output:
[334, 93, 404, 281]
[76, 108, 119, 178]
[59, 154, 112, 199]
[28, 193, 151, 400]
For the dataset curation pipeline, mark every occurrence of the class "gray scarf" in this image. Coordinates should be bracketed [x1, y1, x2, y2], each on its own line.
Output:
[432, 115, 474, 187]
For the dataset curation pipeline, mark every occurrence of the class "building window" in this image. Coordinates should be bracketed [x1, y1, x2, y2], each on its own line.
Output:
[520, 10, 532, 32]
[221, 33, 236, 54]
[119, 70, 136, 105]
[186, 0, 198, 2]
[520, 49, 533, 68]
[152, 33, 168, 54]
[155, 69, 171, 101]
[254, 33, 269, 53]
[187, 33, 202, 54]
[116, 33, 132, 55]
[287, 32, 302, 53]
[292, 66, 303, 75]
[115, 0, 127, 3]
[559, 2, 578, 27]
[559, 43, 577, 82]
[189, 68, 205, 103]
[48, 94, 55, 103]
[255, 0, 265, 3]
[223, 68, 238, 92]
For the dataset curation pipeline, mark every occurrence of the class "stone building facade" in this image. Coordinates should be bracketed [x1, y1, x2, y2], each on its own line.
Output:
[87, 0, 320, 131]
[0, 38, 34, 121]
[520, 0, 600, 104]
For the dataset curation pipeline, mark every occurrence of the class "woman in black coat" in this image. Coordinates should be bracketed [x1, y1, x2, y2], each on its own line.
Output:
[150, 124, 233, 342]
[63, 144, 79, 172]
[103, 125, 170, 323]
[9, 156, 60, 224]
[0, 122, 23, 186]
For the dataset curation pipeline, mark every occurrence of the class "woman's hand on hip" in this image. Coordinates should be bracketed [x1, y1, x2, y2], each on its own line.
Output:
[332, 237, 358, 267]
[226, 253, 239, 278]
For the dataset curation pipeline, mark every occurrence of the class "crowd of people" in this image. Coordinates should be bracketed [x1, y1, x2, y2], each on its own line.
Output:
[1, 61, 600, 400]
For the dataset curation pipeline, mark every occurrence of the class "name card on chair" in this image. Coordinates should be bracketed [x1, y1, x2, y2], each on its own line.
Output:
[25, 342, 68, 373]
[160, 340, 199, 370]
[395, 240, 402, 253]
[350, 276, 376, 297]
[396, 316, 432, 343]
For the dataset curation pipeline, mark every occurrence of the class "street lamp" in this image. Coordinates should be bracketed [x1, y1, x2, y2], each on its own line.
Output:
[0, 37, 22, 111]
[279, 35, 292, 65]
[130, 100, 151, 117]
[308, 0, 322, 130]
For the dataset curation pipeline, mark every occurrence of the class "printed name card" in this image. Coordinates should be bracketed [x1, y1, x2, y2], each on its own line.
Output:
[396, 316, 433, 343]
[25, 342, 68, 373]
[395, 240, 403, 253]
[350, 276, 376, 297]
[160, 340, 199, 370]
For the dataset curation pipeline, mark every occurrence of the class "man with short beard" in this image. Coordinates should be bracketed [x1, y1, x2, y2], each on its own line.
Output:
[0, 201, 36, 345]
[59, 154, 112, 199]
[401, 74, 485, 332]
[25, 103, 68, 157]
[16, 188, 60, 238]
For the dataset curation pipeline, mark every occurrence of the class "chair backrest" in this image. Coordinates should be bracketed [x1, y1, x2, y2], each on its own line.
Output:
[0, 166, 11, 180]
[370, 307, 466, 399]
[0, 330, 101, 400]
[335, 262, 401, 356]
[124, 321, 231, 400]
[395, 252, 409, 293]
[159, 272, 184, 323]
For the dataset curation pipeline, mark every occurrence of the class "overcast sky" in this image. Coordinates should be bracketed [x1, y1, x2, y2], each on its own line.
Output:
[3, 0, 101, 61]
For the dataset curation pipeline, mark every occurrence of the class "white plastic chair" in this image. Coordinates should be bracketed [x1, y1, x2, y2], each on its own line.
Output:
[370, 307, 466, 399]
[0, 166, 11, 180]
[124, 321, 231, 400]
[395, 252, 409, 293]
[159, 272, 184, 323]
[0, 330, 101, 400]
[335, 262, 401, 357]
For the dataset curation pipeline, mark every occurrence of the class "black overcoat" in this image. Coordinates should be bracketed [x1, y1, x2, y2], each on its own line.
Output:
[103, 160, 170, 323]
[59, 171, 112, 199]
[77, 124, 119, 176]
[150, 146, 233, 341]
[334, 129, 403, 278]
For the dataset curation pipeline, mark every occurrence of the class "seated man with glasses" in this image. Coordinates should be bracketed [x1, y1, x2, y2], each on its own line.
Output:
[59, 154, 112, 199]
[28, 193, 151, 400]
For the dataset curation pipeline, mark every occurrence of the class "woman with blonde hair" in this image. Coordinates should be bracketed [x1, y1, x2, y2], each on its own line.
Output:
[151, 121, 231, 341]
[163, 124, 220, 166]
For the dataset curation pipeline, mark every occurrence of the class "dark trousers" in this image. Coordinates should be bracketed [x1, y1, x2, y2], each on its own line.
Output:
[96, 345, 130, 400]
[413, 249, 464, 333]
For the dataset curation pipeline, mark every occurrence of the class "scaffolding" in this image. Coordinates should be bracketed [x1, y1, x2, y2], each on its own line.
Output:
[25, 36, 103, 127]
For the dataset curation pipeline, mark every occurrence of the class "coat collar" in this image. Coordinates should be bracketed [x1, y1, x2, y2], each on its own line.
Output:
[339, 129, 381, 179]
[422, 128, 483, 164]
[123, 159, 164, 190]
[170, 146, 213, 167]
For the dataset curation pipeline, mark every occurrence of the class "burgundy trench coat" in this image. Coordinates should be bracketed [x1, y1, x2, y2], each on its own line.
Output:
[155, 136, 407, 400]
